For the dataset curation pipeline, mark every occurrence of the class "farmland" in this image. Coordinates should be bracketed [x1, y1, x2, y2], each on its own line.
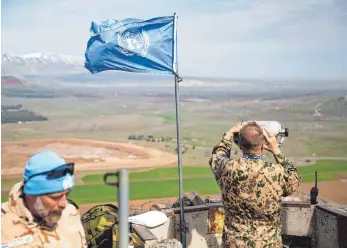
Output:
[2, 79, 347, 207]
[2, 160, 347, 204]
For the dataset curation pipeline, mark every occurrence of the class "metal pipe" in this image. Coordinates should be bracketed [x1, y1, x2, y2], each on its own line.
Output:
[174, 75, 186, 247]
[118, 169, 129, 248]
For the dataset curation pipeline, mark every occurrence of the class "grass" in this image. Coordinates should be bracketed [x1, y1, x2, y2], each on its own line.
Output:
[83, 167, 213, 183]
[70, 177, 219, 204]
[1, 178, 22, 202]
[1, 178, 22, 189]
[1, 195, 9, 203]
[298, 160, 347, 183]
[303, 136, 347, 157]
[2, 161, 346, 204]
[160, 113, 176, 124]
[69, 160, 347, 204]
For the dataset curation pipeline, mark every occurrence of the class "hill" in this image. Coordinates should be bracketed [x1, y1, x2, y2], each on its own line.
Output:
[319, 95, 347, 117]
[1, 75, 30, 87]
[1, 75, 60, 98]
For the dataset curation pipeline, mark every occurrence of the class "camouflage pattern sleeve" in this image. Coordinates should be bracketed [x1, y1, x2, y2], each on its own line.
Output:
[274, 153, 302, 196]
[209, 133, 233, 189]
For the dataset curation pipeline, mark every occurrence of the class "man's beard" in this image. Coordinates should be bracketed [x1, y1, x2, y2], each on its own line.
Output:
[33, 197, 63, 230]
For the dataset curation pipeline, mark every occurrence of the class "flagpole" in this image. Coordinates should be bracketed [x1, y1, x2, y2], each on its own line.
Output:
[172, 12, 186, 248]
[174, 74, 186, 248]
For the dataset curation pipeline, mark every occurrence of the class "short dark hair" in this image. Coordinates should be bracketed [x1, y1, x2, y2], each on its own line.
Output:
[239, 122, 264, 151]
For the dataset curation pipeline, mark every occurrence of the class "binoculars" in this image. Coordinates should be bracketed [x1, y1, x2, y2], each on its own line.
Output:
[233, 121, 289, 147]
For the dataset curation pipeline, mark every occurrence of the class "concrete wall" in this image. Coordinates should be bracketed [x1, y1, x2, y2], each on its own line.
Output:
[314, 205, 347, 248]
[149, 216, 176, 240]
[143, 203, 316, 248]
[280, 202, 315, 237]
[143, 205, 222, 248]
[137, 203, 347, 248]
[173, 208, 222, 248]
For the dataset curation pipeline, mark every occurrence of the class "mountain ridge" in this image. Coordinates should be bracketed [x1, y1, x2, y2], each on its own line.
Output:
[2, 52, 84, 66]
[1, 75, 31, 87]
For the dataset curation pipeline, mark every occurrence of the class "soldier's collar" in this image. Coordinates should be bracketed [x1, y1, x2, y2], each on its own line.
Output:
[8, 182, 37, 225]
[243, 154, 263, 160]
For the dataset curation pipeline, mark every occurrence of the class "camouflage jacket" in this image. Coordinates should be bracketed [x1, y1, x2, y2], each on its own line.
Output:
[1, 182, 87, 248]
[209, 133, 301, 248]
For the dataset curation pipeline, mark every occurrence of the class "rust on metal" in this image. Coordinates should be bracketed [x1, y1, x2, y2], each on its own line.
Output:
[208, 207, 225, 234]
[172, 205, 209, 214]
[281, 201, 311, 208]
[132, 224, 157, 241]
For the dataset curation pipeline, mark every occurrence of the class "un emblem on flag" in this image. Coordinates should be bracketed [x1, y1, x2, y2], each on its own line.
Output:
[117, 29, 150, 57]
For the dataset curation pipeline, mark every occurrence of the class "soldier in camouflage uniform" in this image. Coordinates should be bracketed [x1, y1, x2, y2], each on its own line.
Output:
[209, 122, 301, 248]
[1, 151, 87, 248]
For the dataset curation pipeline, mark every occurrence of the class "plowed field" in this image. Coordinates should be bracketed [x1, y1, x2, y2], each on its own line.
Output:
[1, 138, 177, 176]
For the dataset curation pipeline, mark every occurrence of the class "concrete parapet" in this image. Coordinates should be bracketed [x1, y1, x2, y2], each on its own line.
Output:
[281, 201, 315, 237]
[173, 204, 223, 248]
[314, 205, 347, 248]
[132, 203, 347, 248]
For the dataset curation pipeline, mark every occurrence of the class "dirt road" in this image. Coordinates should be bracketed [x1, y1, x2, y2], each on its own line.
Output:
[298, 181, 347, 205]
[1, 138, 177, 177]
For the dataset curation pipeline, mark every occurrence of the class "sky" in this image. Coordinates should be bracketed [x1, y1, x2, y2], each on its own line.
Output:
[2, 0, 347, 79]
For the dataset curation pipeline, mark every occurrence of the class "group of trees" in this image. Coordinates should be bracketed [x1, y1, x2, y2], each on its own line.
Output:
[2, 88, 59, 98]
[128, 135, 172, 142]
[1, 105, 48, 124]
[1, 104, 22, 111]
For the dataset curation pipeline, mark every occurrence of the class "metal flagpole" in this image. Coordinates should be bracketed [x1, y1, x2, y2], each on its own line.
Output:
[174, 74, 186, 247]
[172, 12, 186, 248]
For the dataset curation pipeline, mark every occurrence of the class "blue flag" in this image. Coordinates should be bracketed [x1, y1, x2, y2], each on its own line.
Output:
[85, 15, 177, 75]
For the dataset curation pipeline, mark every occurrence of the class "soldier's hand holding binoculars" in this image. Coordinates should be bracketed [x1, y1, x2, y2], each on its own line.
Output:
[227, 122, 242, 134]
[224, 122, 242, 140]
[263, 128, 281, 155]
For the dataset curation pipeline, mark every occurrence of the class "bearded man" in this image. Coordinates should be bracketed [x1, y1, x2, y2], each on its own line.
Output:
[1, 151, 87, 248]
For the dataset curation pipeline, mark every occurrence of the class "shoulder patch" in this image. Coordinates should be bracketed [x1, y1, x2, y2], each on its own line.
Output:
[67, 199, 79, 209]
[1, 234, 33, 248]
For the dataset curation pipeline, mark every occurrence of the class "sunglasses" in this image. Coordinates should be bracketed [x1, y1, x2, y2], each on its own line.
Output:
[26, 163, 75, 182]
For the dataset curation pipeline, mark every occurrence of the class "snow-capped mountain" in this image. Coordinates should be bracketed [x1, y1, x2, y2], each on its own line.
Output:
[2, 52, 84, 67]
[1, 52, 168, 85]
[1, 52, 85, 76]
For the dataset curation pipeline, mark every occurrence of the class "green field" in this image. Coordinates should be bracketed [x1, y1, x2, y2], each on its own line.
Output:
[160, 113, 176, 124]
[83, 167, 213, 183]
[303, 136, 347, 157]
[298, 160, 347, 182]
[70, 178, 220, 204]
[2, 160, 346, 204]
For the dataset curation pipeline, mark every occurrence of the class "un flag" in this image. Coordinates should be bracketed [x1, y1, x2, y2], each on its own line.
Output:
[85, 16, 177, 75]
